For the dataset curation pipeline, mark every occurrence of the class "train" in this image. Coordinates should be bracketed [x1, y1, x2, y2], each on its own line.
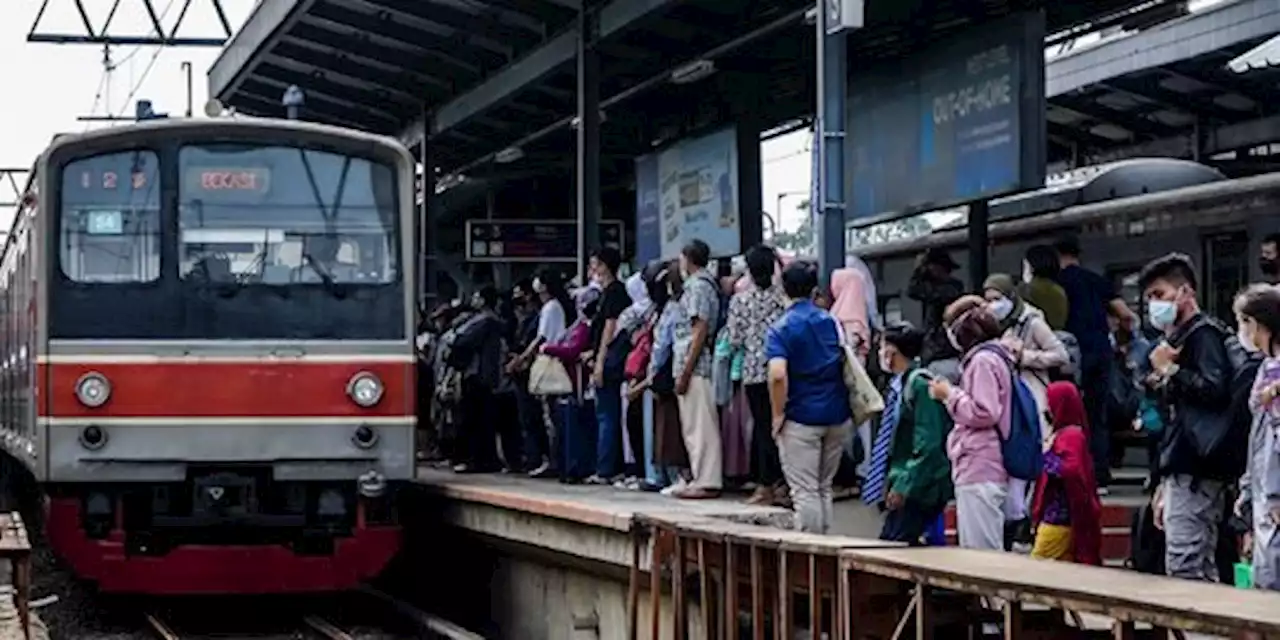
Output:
[0, 116, 417, 594]
[852, 157, 1280, 329]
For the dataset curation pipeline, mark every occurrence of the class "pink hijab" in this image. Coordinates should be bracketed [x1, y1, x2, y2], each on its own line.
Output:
[829, 267, 871, 354]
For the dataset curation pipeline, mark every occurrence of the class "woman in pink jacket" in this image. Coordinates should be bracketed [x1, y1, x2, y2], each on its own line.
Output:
[928, 295, 1013, 551]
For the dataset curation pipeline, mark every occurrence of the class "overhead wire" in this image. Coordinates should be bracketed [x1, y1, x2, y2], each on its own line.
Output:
[111, 0, 180, 117]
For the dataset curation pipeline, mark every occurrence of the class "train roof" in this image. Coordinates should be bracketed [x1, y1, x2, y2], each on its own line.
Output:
[854, 169, 1280, 260]
[38, 116, 412, 168]
[849, 158, 1227, 252]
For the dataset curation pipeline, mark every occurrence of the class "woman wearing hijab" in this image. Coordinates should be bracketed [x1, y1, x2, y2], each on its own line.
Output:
[648, 262, 692, 492]
[616, 273, 654, 488]
[1031, 381, 1102, 565]
[983, 273, 1069, 546]
[1234, 284, 1280, 591]
[830, 266, 877, 487]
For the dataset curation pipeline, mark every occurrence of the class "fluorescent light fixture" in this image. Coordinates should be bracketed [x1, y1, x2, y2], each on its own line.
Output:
[671, 60, 716, 85]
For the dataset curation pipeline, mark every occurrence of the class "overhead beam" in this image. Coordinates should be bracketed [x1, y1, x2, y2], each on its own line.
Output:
[1046, 0, 1280, 98]
[1081, 114, 1280, 165]
[400, 0, 686, 147]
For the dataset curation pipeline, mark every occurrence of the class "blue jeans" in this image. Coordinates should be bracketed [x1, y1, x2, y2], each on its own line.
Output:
[594, 383, 624, 478]
[641, 391, 662, 485]
[558, 397, 596, 481]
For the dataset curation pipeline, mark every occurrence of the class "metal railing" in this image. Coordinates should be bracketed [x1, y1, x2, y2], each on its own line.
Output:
[629, 513, 1280, 640]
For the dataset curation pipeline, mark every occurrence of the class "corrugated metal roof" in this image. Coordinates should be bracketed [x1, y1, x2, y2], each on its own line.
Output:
[1228, 34, 1280, 73]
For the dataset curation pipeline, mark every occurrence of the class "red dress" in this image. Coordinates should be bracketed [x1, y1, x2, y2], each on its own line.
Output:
[1031, 382, 1103, 566]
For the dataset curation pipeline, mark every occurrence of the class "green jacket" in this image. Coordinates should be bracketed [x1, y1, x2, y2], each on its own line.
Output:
[885, 367, 954, 508]
[1021, 276, 1069, 331]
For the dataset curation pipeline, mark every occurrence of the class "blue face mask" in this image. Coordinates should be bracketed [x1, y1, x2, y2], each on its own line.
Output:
[1148, 299, 1177, 331]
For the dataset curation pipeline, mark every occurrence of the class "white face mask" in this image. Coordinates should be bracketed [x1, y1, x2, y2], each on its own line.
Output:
[878, 348, 894, 372]
[946, 327, 963, 353]
[1022, 262, 1034, 285]
[1239, 328, 1260, 353]
[989, 297, 1014, 321]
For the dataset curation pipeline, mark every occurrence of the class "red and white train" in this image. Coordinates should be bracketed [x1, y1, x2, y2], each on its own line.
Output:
[0, 116, 417, 594]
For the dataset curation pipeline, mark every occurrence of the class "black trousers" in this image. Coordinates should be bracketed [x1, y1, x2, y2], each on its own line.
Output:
[880, 500, 945, 546]
[744, 383, 783, 486]
[459, 379, 500, 470]
[1080, 357, 1112, 486]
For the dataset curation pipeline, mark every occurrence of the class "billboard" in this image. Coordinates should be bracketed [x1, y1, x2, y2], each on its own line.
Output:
[465, 219, 624, 262]
[634, 126, 741, 264]
[846, 11, 1046, 221]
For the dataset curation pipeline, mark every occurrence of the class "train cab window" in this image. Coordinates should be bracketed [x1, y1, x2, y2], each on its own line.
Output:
[59, 151, 161, 283]
[177, 145, 398, 285]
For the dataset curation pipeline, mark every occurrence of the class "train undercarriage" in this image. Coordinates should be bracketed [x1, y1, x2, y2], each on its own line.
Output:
[41, 468, 403, 594]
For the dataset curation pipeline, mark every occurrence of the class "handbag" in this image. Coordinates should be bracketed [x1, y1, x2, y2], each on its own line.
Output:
[841, 342, 884, 425]
[529, 354, 573, 396]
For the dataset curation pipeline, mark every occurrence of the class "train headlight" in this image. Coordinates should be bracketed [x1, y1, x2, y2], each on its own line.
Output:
[75, 372, 112, 408]
[346, 372, 384, 407]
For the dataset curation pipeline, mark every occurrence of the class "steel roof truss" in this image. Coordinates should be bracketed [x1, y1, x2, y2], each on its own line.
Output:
[1100, 76, 1246, 124]
[274, 37, 452, 96]
[242, 76, 401, 128]
[261, 54, 426, 106]
[340, 0, 517, 60]
[1051, 93, 1176, 139]
[304, 6, 486, 76]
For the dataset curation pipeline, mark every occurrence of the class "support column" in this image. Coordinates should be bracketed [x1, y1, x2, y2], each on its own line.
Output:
[576, 6, 602, 280]
[815, 2, 849, 285]
[419, 113, 438, 306]
[732, 73, 765, 255]
[968, 200, 989, 290]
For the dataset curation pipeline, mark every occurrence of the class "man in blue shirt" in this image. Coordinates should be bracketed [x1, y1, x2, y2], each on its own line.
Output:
[767, 262, 852, 533]
[1054, 234, 1136, 491]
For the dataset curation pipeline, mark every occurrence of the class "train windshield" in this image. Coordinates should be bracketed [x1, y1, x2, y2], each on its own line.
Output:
[59, 150, 162, 283]
[178, 144, 398, 286]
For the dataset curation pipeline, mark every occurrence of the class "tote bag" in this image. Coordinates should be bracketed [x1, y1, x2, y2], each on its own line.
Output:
[529, 354, 573, 396]
[840, 342, 884, 425]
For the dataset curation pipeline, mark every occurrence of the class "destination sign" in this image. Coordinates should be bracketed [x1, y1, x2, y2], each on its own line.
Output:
[466, 220, 625, 263]
[185, 167, 272, 194]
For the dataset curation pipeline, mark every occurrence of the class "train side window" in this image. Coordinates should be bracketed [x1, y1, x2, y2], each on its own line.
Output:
[59, 150, 161, 283]
[1204, 231, 1250, 326]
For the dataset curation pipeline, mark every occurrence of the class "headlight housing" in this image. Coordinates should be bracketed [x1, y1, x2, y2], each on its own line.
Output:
[346, 372, 384, 407]
[75, 372, 112, 408]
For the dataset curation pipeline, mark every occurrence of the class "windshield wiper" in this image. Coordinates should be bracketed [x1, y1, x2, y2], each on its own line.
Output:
[303, 253, 346, 299]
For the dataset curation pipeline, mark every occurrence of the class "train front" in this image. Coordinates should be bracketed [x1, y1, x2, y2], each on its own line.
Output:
[40, 122, 416, 594]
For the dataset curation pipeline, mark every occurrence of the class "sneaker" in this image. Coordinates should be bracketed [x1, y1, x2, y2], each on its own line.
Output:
[527, 461, 555, 479]
[584, 474, 612, 485]
[660, 479, 688, 496]
[613, 476, 640, 490]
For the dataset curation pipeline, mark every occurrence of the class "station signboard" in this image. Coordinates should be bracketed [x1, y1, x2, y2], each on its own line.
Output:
[465, 219, 625, 263]
[846, 10, 1047, 222]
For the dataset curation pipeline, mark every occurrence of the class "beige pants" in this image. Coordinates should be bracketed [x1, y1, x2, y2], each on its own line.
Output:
[778, 420, 852, 534]
[676, 375, 722, 490]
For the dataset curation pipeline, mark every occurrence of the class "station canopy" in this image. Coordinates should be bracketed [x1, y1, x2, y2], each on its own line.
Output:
[209, 0, 1248, 179]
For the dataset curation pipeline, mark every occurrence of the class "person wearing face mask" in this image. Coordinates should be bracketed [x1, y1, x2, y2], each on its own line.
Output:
[447, 286, 508, 474]
[1020, 245, 1069, 331]
[928, 295, 1012, 551]
[983, 273, 1069, 548]
[1260, 234, 1280, 286]
[1139, 253, 1242, 582]
[865, 323, 954, 545]
[1231, 284, 1280, 590]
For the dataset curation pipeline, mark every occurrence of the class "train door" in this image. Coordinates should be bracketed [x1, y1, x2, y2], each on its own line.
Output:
[1202, 231, 1250, 327]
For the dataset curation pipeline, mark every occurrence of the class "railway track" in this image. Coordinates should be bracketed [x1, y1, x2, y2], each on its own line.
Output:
[144, 611, 360, 640]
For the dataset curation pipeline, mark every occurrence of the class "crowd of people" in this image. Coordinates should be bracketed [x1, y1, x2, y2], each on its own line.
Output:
[415, 232, 1280, 593]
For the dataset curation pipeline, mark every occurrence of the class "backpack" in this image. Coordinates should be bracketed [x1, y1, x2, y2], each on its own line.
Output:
[1014, 315, 1081, 384]
[692, 271, 728, 338]
[601, 326, 632, 386]
[976, 344, 1044, 481]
